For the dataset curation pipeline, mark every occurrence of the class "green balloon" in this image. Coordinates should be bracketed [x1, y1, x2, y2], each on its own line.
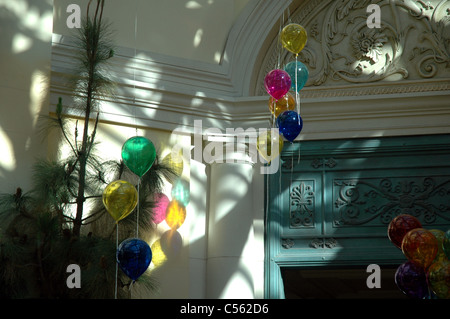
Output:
[121, 136, 156, 177]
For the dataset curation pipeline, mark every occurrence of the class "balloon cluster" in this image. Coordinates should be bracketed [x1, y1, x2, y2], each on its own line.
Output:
[258, 23, 308, 162]
[388, 214, 450, 299]
[102, 136, 157, 283]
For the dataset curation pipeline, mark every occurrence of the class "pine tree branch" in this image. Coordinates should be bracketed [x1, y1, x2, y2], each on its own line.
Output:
[56, 98, 78, 157]
[73, 1, 105, 237]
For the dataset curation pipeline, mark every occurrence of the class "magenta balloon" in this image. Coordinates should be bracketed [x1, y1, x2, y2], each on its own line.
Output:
[264, 69, 291, 100]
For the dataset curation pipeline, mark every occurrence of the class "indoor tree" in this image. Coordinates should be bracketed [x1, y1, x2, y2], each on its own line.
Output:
[0, 0, 175, 298]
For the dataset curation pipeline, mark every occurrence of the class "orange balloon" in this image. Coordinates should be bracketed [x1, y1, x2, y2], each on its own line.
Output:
[268, 92, 296, 117]
[402, 228, 438, 269]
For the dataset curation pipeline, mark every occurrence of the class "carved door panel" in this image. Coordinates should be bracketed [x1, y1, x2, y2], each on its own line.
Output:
[265, 135, 450, 298]
[329, 172, 450, 236]
[281, 173, 322, 239]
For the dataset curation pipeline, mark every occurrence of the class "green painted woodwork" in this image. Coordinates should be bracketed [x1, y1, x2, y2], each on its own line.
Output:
[264, 134, 450, 299]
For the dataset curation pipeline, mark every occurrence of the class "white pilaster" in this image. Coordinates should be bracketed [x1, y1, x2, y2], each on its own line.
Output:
[205, 142, 263, 298]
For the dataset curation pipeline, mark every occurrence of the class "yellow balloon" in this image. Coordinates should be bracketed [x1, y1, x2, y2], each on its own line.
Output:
[257, 130, 284, 163]
[280, 23, 307, 55]
[102, 180, 138, 223]
[269, 92, 296, 117]
[430, 229, 448, 263]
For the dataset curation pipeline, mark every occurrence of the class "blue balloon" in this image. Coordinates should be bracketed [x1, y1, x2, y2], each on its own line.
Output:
[284, 60, 309, 92]
[276, 110, 303, 142]
[117, 238, 152, 281]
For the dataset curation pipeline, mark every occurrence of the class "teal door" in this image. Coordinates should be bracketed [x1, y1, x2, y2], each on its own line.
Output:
[265, 135, 450, 298]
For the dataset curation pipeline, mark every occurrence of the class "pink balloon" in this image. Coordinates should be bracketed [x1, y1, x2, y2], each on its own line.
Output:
[153, 193, 170, 224]
[264, 69, 291, 100]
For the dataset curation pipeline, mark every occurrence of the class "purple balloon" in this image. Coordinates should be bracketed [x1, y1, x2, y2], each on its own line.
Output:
[395, 261, 429, 299]
[264, 69, 291, 100]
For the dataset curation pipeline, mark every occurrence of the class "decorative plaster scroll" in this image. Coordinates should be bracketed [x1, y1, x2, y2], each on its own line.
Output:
[333, 176, 450, 227]
[257, 0, 450, 96]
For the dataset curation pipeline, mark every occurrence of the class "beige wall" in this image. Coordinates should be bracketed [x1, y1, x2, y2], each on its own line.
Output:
[0, 0, 54, 194]
[53, 0, 250, 64]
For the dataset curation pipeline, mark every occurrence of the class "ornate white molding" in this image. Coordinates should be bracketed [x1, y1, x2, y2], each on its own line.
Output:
[49, 0, 450, 141]
[256, 0, 450, 97]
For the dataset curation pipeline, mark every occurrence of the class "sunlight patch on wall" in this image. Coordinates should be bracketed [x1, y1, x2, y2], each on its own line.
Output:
[0, 129, 16, 172]
[220, 264, 254, 298]
[193, 29, 203, 48]
[3, 0, 53, 43]
[186, 1, 202, 9]
[12, 34, 32, 54]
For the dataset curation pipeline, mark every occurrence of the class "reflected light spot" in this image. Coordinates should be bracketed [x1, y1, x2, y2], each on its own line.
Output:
[171, 179, 190, 206]
[150, 239, 167, 268]
[161, 151, 184, 177]
[150, 230, 182, 269]
[165, 200, 186, 230]
[153, 193, 170, 224]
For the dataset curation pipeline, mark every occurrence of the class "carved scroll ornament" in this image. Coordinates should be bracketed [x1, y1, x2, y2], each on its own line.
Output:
[258, 0, 450, 94]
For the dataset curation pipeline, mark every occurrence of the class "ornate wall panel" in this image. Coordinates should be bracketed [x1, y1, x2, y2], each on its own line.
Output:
[257, 0, 450, 97]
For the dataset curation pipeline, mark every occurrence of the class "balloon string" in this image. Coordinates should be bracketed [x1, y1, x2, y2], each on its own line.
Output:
[115, 223, 118, 299]
[277, 10, 284, 69]
[289, 148, 294, 220]
[271, 100, 276, 128]
[136, 178, 140, 238]
[133, 6, 138, 134]
[295, 54, 301, 164]
[295, 54, 300, 117]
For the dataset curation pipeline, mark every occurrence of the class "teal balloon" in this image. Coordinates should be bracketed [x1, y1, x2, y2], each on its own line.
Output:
[122, 136, 156, 177]
[284, 60, 309, 92]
